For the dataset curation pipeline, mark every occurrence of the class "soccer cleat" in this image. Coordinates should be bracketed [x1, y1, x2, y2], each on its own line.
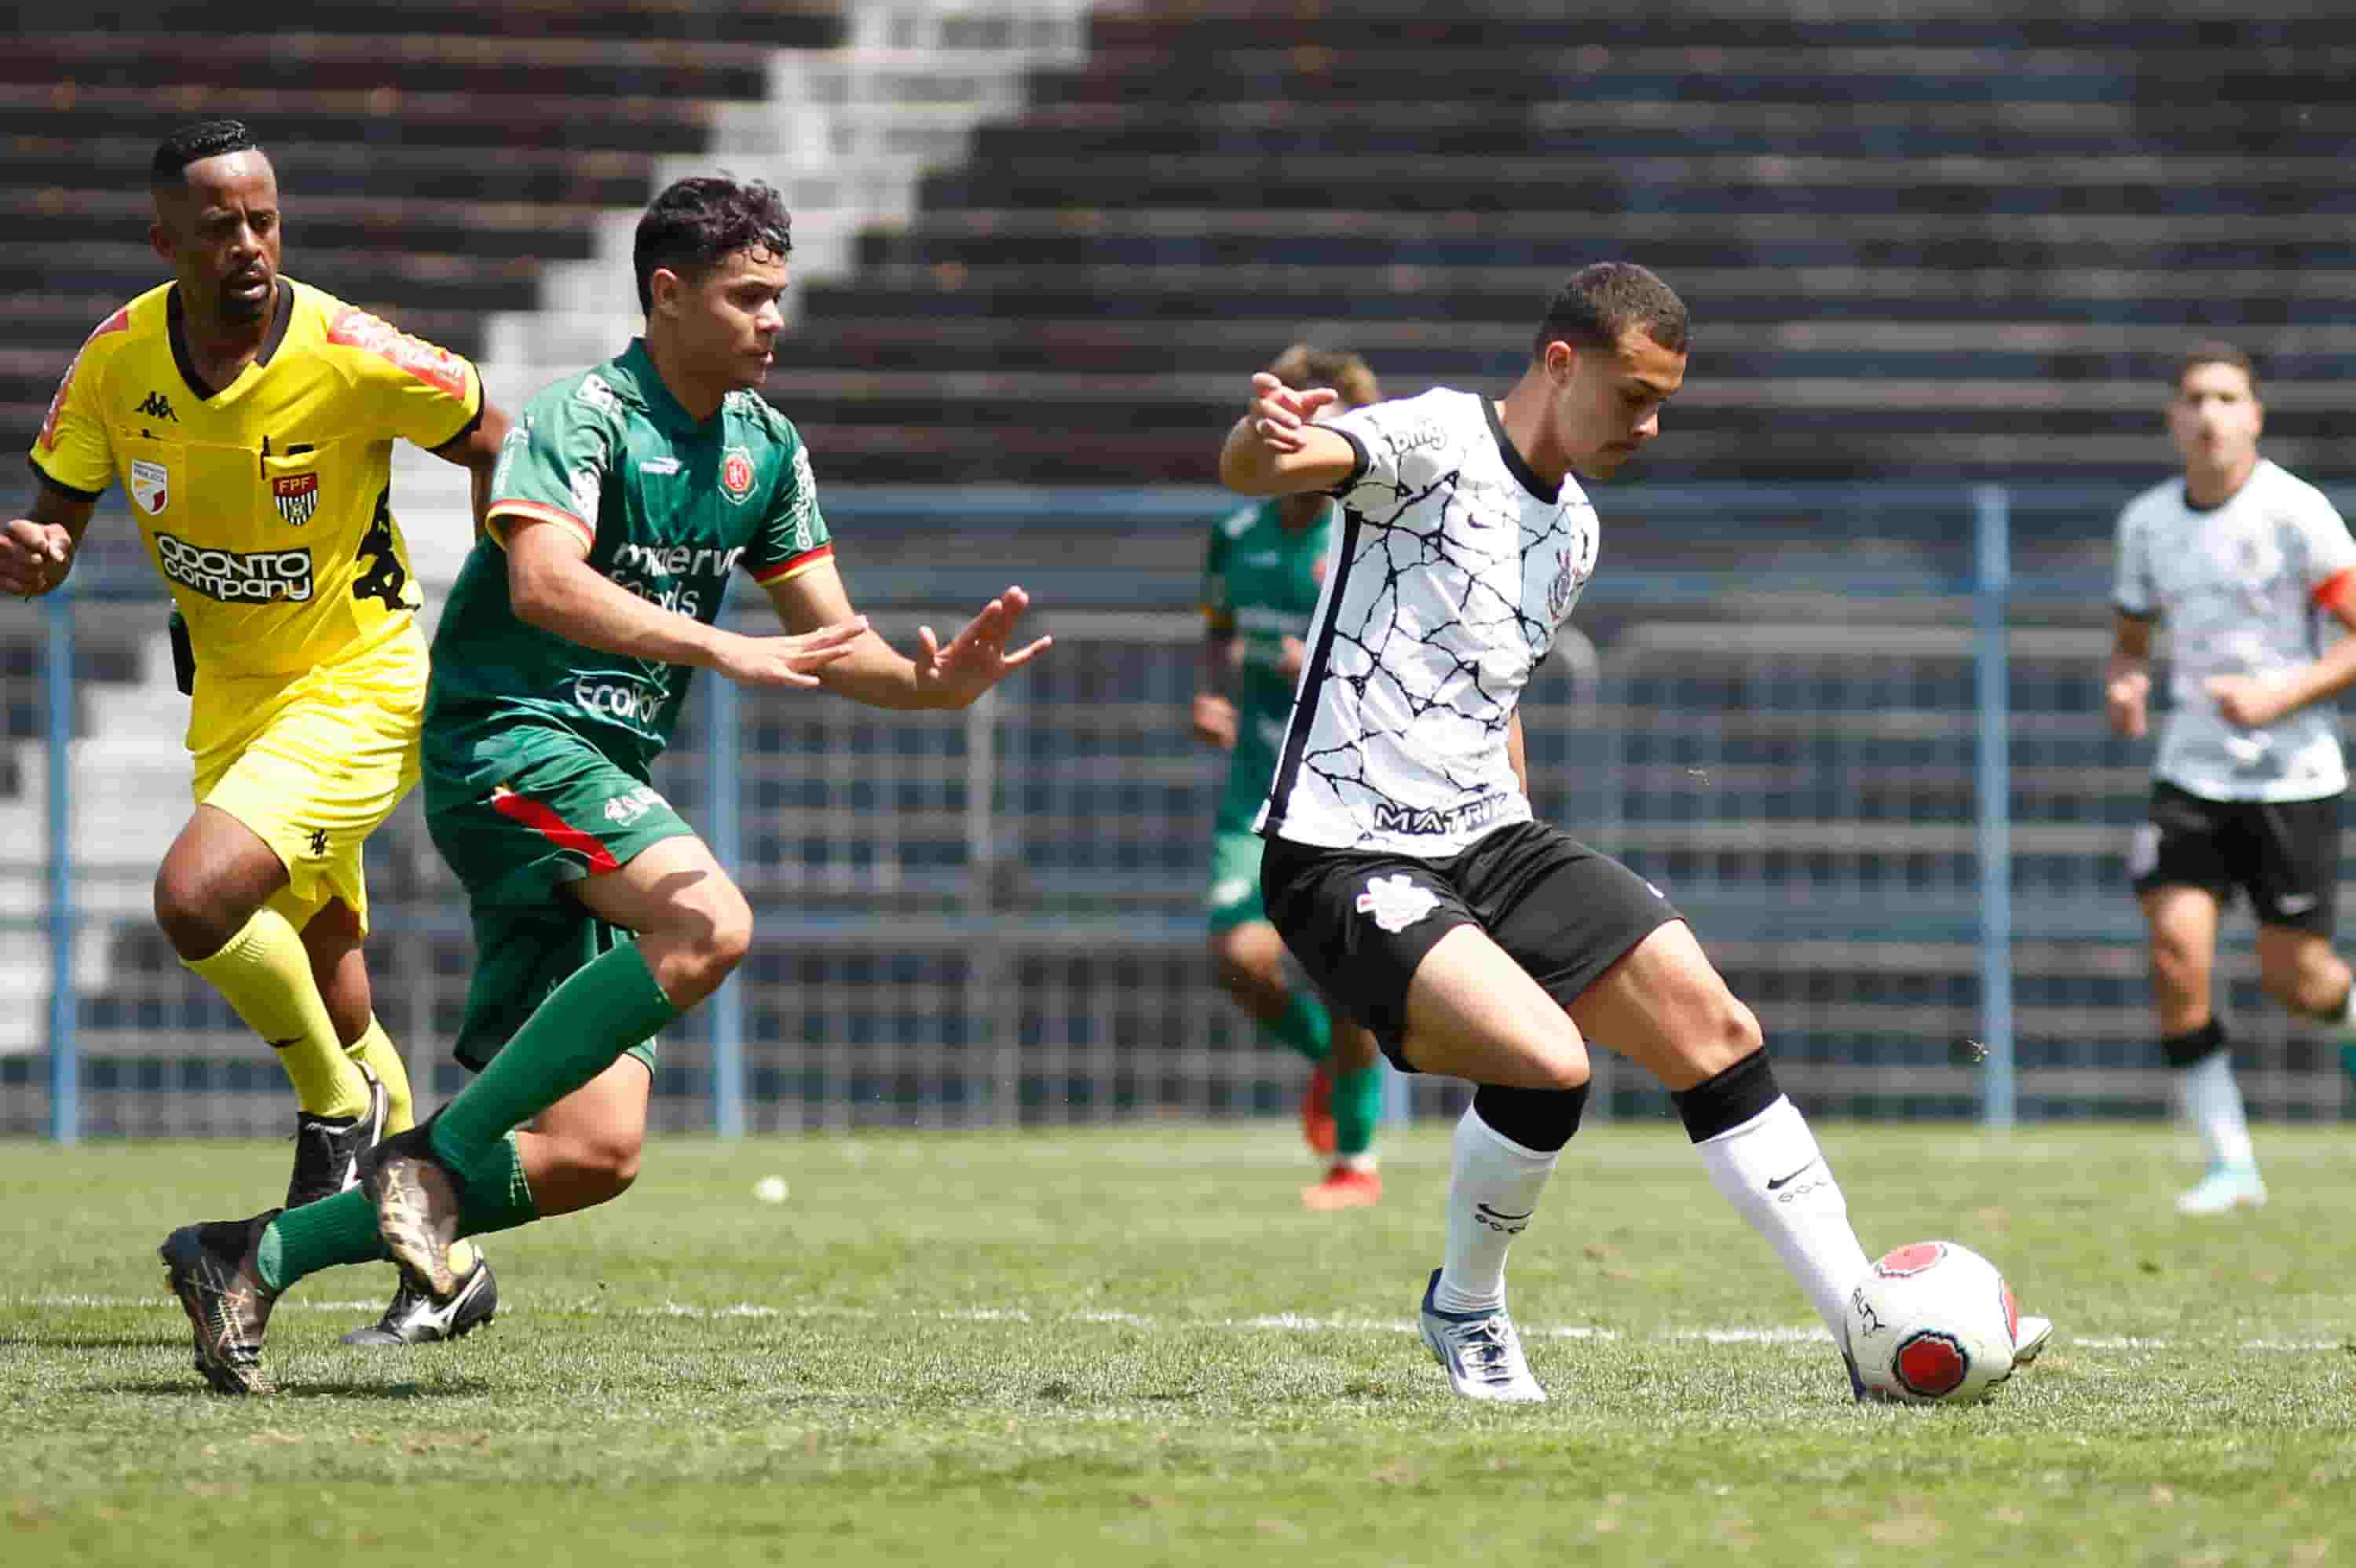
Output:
[2174, 1162, 2266, 1215]
[357, 1118, 469, 1300]
[1301, 1164, 1381, 1211]
[1301, 1060, 1337, 1157]
[159, 1211, 281, 1396]
[342, 1251, 499, 1346]
[2011, 1313, 2054, 1368]
[284, 1064, 390, 1211]
[1417, 1268, 1546, 1402]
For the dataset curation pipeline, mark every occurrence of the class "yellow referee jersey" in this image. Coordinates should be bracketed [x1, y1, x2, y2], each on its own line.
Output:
[28, 276, 482, 682]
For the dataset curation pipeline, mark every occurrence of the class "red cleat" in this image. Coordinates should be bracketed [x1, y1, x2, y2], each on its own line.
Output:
[1301, 1165, 1381, 1211]
[1301, 1061, 1337, 1156]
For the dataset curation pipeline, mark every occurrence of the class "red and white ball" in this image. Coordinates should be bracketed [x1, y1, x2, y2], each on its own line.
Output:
[1843, 1241, 2021, 1405]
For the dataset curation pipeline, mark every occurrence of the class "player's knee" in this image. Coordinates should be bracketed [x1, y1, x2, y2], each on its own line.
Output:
[152, 869, 234, 959]
[671, 884, 753, 991]
[1674, 991, 1764, 1081]
[557, 1126, 643, 1197]
[1522, 1039, 1590, 1092]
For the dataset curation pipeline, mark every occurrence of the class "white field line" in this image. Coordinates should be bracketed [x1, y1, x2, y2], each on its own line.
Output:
[11, 1294, 2343, 1352]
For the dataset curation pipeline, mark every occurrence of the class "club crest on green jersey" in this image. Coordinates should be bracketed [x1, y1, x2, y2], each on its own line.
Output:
[720, 446, 756, 504]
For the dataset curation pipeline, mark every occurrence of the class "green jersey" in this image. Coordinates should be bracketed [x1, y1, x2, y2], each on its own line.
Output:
[426, 340, 832, 777]
[1201, 496, 1333, 832]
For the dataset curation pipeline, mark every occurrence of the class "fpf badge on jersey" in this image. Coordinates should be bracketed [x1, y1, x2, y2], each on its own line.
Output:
[273, 472, 320, 526]
[130, 459, 170, 516]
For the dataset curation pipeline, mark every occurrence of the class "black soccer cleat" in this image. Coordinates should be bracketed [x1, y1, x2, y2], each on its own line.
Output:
[357, 1116, 468, 1300]
[284, 1064, 390, 1211]
[342, 1251, 499, 1347]
[159, 1211, 281, 1396]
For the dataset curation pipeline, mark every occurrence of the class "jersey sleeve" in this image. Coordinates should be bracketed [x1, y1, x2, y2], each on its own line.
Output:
[1321, 397, 1446, 521]
[482, 390, 609, 552]
[744, 441, 835, 584]
[2288, 484, 2356, 610]
[325, 307, 484, 451]
[26, 309, 129, 499]
[1200, 508, 1244, 631]
[2112, 504, 2155, 620]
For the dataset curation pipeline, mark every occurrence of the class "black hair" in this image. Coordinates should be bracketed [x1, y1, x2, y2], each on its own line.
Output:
[151, 119, 259, 187]
[2176, 340, 2259, 397]
[633, 175, 793, 313]
[1532, 261, 1690, 360]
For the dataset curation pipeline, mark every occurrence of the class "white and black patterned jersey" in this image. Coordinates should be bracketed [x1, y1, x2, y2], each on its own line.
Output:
[2113, 458, 2356, 802]
[1255, 387, 1598, 854]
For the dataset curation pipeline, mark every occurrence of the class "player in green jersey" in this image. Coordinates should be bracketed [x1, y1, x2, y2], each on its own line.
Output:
[1194, 344, 1388, 1210]
[159, 174, 1050, 1394]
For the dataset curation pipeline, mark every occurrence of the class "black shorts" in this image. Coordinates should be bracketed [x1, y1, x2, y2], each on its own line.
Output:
[2131, 779, 2342, 935]
[1260, 819, 1681, 1072]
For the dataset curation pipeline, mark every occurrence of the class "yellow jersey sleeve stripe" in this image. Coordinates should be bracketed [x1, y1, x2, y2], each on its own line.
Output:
[751, 543, 834, 584]
[485, 499, 594, 551]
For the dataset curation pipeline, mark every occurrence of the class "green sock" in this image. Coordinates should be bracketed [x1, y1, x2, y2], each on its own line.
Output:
[430, 939, 678, 1168]
[1265, 989, 1332, 1063]
[258, 1188, 386, 1292]
[1333, 1063, 1383, 1157]
[455, 1132, 541, 1237]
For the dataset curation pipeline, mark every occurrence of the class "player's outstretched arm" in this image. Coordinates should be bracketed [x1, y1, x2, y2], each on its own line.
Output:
[428, 400, 514, 536]
[505, 515, 862, 687]
[0, 482, 97, 599]
[1218, 372, 1360, 497]
[762, 554, 1051, 711]
[2104, 611, 2153, 740]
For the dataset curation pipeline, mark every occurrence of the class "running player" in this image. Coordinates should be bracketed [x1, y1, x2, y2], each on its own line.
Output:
[1218, 263, 2052, 1402]
[3, 120, 509, 1343]
[156, 174, 1050, 1394]
[2105, 342, 2356, 1215]
[1194, 343, 1387, 1208]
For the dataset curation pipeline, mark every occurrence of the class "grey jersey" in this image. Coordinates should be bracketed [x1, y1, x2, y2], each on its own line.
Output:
[2113, 459, 2356, 802]
[1257, 387, 1599, 854]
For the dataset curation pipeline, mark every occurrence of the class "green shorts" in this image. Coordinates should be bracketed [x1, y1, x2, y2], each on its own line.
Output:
[424, 723, 696, 1073]
[1205, 828, 1268, 931]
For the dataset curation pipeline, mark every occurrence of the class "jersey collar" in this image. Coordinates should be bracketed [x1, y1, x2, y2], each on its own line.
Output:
[166, 279, 294, 401]
[1483, 396, 1560, 503]
[619, 338, 714, 433]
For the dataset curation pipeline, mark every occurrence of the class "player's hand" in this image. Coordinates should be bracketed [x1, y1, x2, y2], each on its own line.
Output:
[1191, 691, 1237, 749]
[0, 518, 74, 598]
[712, 617, 867, 689]
[2104, 666, 2149, 738]
[914, 585, 1052, 707]
[1277, 634, 1308, 682]
[1246, 372, 1340, 453]
[2204, 672, 2290, 729]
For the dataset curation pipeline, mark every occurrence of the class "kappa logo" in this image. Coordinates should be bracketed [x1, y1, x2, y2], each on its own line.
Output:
[271, 472, 320, 526]
[307, 828, 329, 857]
[720, 446, 756, 505]
[1355, 872, 1440, 934]
[135, 389, 177, 422]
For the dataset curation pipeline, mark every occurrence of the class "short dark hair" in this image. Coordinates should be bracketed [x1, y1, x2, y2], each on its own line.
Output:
[1533, 262, 1689, 360]
[1264, 343, 1381, 409]
[633, 175, 793, 313]
[152, 119, 259, 187]
[2175, 340, 2259, 397]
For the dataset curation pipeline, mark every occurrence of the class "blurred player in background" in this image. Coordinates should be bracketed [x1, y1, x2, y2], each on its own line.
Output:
[2105, 342, 2356, 1216]
[1194, 343, 1388, 1210]
[1219, 263, 2051, 1402]
[2, 119, 510, 1343]
[158, 174, 1051, 1394]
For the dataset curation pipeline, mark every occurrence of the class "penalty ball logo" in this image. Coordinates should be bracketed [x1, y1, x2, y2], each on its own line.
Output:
[1893, 1329, 1970, 1399]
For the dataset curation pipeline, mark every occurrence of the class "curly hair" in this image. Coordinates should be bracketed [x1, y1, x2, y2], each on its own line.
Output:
[633, 175, 793, 313]
[151, 119, 259, 186]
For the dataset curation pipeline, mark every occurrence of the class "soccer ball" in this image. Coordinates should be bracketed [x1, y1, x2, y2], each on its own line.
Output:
[1843, 1240, 2021, 1405]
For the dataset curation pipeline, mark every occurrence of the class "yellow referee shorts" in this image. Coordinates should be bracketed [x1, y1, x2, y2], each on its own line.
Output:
[189, 623, 427, 933]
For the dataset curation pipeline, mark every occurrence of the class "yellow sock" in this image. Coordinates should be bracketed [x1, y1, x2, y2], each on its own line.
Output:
[186, 906, 371, 1120]
[348, 1015, 416, 1135]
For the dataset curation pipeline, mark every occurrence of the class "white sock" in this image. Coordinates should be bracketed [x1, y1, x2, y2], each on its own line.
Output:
[1432, 1105, 1558, 1314]
[2176, 1050, 2256, 1171]
[1693, 1095, 1872, 1338]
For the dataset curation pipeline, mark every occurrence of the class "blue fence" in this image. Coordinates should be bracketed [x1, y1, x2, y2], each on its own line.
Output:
[9, 482, 2354, 1141]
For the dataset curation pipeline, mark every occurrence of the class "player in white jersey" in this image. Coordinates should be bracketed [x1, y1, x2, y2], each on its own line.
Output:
[1221, 262, 2051, 1402]
[2105, 342, 2356, 1216]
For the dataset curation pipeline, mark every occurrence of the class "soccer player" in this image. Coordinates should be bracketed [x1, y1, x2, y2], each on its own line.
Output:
[3, 120, 510, 1343]
[2105, 342, 2356, 1216]
[157, 174, 1050, 1394]
[1194, 343, 1388, 1209]
[1217, 263, 2051, 1402]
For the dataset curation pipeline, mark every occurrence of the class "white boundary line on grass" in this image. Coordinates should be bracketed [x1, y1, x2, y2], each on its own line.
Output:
[13, 1294, 2343, 1353]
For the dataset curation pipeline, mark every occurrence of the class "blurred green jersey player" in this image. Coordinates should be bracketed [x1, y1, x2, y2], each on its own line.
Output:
[1194, 344, 1388, 1210]
[160, 174, 1052, 1394]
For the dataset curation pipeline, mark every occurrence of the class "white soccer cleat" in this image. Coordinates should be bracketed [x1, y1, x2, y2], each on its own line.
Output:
[2174, 1163, 2266, 1216]
[1418, 1268, 1547, 1403]
[2010, 1313, 2053, 1369]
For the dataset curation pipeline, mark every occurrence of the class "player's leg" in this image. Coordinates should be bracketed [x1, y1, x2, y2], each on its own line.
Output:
[1208, 827, 1341, 1153]
[1301, 1014, 1385, 1211]
[2249, 789, 2356, 1075]
[302, 897, 416, 1135]
[2142, 886, 2259, 1212]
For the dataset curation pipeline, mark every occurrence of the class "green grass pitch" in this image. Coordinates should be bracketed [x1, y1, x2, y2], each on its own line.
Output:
[5, 1121, 2353, 1566]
